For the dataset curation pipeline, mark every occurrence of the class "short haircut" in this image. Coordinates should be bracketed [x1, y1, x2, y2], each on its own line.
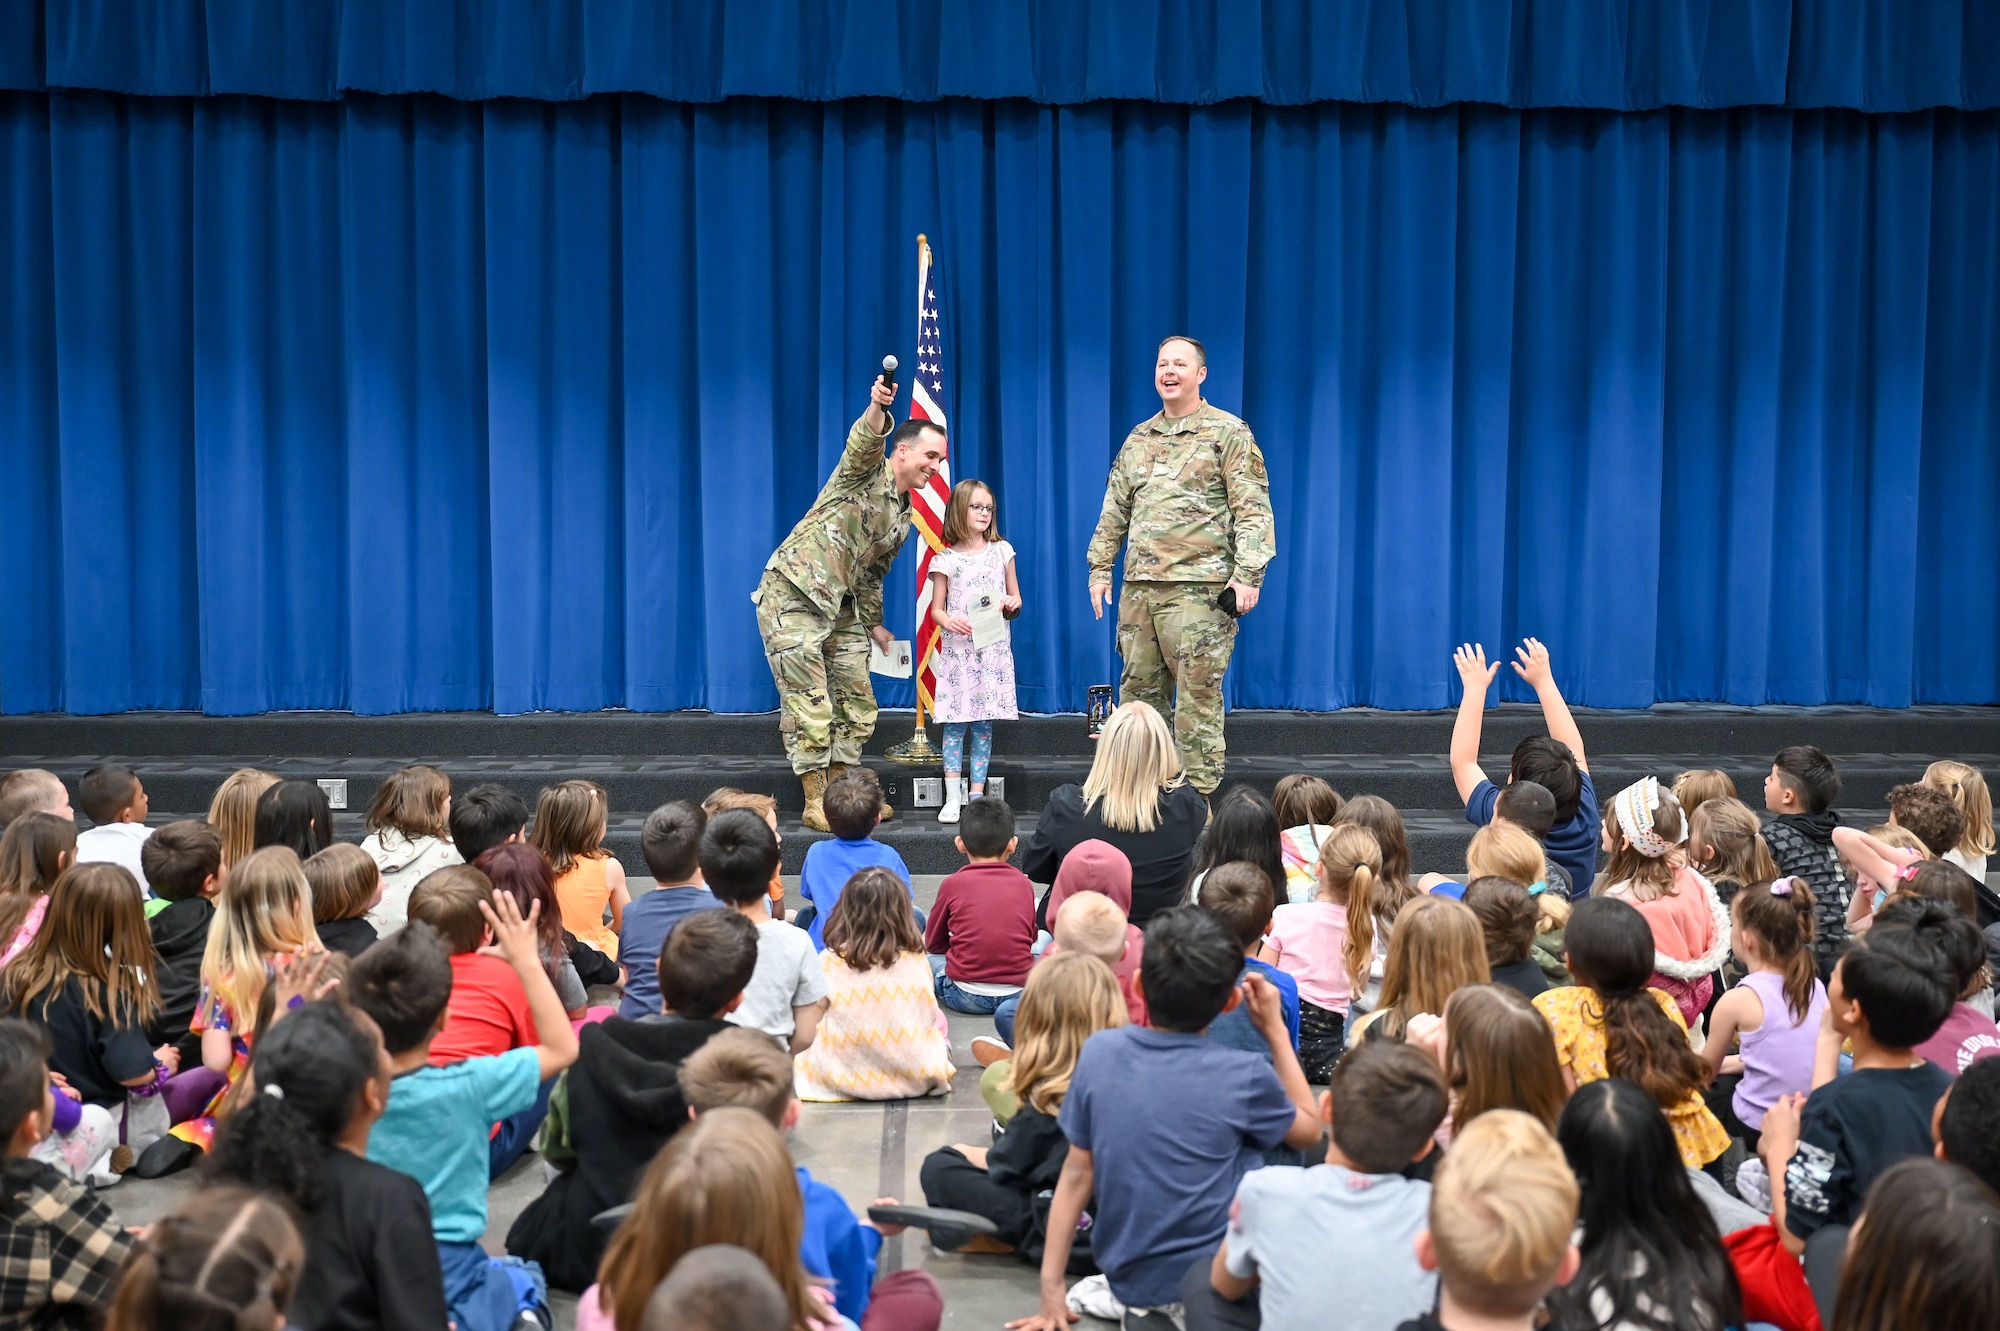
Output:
[888, 418, 945, 453]
[1157, 334, 1208, 367]
[1509, 738, 1582, 827]
[0, 770, 67, 825]
[449, 783, 532, 865]
[1463, 877, 1541, 967]
[641, 800, 707, 884]
[1135, 906, 1245, 1033]
[1840, 899, 1958, 1048]
[1053, 891, 1128, 965]
[1427, 1109, 1579, 1317]
[405, 865, 494, 955]
[1197, 861, 1276, 951]
[303, 843, 380, 924]
[957, 796, 1015, 859]
[676, 1026, 794, 1124]
[140, 819, 222, 903]
[641, 1245, 791, 1331]
[1494, 781, 1557, 838]
[1772, 745, 1841, 813]
[1887, 782, 1968, 859]
[1939, 1057, 2000, 1196]
[77, 764, 140, 824]
[0, 1019, 50, 1136]
[364, 764, 452, 842]
[1330, 1039, 1449, 1172]
[823, 769, 883, 841]
[346, 922, 454, 1055]
[698, 809, 782, 906]
[702, 788, 778, 821]
[661, 910, 759, 1019]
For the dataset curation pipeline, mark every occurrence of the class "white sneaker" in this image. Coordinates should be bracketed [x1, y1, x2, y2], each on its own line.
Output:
[1735, 1156, 1773, 1213]
[938, 777, 965, 824]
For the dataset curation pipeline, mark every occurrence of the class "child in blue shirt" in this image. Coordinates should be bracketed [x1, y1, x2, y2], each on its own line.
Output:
[1199, 863, 1301, 1059]
[616, 801, 721, 1018]
[797, 768, 916, 949]
[348, 891, 579, 1331]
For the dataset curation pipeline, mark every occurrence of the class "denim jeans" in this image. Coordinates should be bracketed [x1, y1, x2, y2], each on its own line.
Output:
[926, 954, 1015, 1016]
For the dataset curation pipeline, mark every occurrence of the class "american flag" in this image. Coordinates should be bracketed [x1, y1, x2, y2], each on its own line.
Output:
[908, 237, 951, 719]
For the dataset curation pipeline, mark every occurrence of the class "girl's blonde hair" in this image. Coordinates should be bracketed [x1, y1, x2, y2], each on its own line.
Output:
[1006, 952, 1127, 1115]
[821, 867, 925, 972]
[207, 769, 279, 872]
[0, 811, 77, 948]
[1315, 823, 1382, 995]
[940, 478, 1000, 547]
[1598, 783, 1684, 901]
[596, 1108, 821, 1331]
[1671, 769, 1737, 817]
[1925, 761, 1995, 858]
[1444, 984, 1567, 1136]
[3, 863, 158, 1025]
[1687, 797, 1779, 886]
[1371, 895, 1491, 1041]
[199, 846, 320, 1038]
[530, 780, 609, 876]
[302, 843, 380, 925]
[364, 765, 452, 842]
[1081, 702, 1184, 834]
[1466, 823, 1547, 891]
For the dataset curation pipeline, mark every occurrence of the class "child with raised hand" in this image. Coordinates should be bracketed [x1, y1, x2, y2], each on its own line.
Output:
[1533, 897, 1729, 1171]
[793, 869, 953, 1102]
[106, 1188, 299, 1331]
[359, 764, 462, 935]
[1698, 876, 1827, 1151]
[1193, 1040, 1448, 1331]
[0, 810, 75, 964]
[1763, 744, 1852, 976]
[1829, 1157, 2000, 1331]
[305, 843, 383, 958]
[349, 892, 576, 1331]
[203, 992, 451, 1331]
[1260, 822, 1379, 1079]
[928, 478, 1021, 826]
[1835, 823, 1928, 935]
[1349, 896, 1490, 1045]
[533, 778, 628, 962]
[1447, 638, 1599, 897]
[1924, 759, 1993, 880]
[1598, 777, 1729, 1027]
[72, 763, 152, 891]
[1272, 775, 1343, 904]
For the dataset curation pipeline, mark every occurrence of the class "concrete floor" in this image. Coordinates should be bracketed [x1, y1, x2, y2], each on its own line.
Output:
[106, 874, 1065, 1330]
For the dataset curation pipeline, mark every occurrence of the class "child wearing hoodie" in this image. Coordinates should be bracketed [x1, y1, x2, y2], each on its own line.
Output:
[140, 821, 223, 1070]
[361, 765, 463, 934]
[1762, 745, 1851, 977]
[991, 839, 1145, 1045]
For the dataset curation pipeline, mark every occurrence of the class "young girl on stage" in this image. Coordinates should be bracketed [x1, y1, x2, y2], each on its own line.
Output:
[928, 479, 1021, 825]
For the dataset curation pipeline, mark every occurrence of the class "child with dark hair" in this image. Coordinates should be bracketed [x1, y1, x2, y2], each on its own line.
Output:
[923, 796, 1035, 1015]
[1759, 897, 1958, 1254]
[141, 820, 222, 1067]
[255, 778, 335, 862]
[1829, 1157, 2000, 1331]
[73, 763, 151, 892]
[1447, 639, 1599, 897]
[1186, 787, 1287, 910]
[448, 783, 531, 866]
[617, 800, 721, 1019]
[1191, 1040, 1447, 1331]
[1199, 862, 1301, 1062]
[475, 841, 594, 1020]
[304, 843, 383, 959]
[106, 1188, 299, 1331]
[360, 765, 462, 934]
[796, 768, 914, 949]
[1877, 892, 2000, 1076]
[349, 900, 576, 1331]
[1461, 877, 1548, 1000]
[204, 994, 450, 1331]
[1012, 908, 1322, 1331]
[0, 811, 75, 965]
[507, 908, 757, 1293]
[1272, 774, 1343, 903]
[1936, 1055, 2000, 1195]
[703, 810, 828, 1053]
[1885, 781, 1967, 860]
[1491, 781, 1576, 901]
[1763, 744, 1852, 976]
[1698, 877, 1826, 1153]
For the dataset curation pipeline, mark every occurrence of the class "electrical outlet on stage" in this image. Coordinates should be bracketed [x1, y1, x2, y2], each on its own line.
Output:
[913, 778, 943, 808]
[881, 776, 903, 808]
[318, 778, 348, 810]
[986, 777, 1005, 802]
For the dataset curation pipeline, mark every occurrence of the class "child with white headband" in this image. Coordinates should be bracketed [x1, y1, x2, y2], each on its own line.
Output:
[1596, 777, 1730, 1027]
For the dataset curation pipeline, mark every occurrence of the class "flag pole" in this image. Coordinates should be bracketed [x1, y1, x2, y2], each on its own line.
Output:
[886, 233, 943, 766]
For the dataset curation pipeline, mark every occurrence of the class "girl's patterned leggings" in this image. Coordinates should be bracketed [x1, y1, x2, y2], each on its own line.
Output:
[941, 720, 994, 786]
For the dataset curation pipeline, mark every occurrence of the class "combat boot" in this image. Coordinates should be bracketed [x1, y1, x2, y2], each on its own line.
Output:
[801, 769, 831, 832]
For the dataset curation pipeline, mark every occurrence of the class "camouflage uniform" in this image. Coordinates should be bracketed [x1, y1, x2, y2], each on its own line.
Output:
[755, 413, 911, 775]
[1087, 400, 1274, 794]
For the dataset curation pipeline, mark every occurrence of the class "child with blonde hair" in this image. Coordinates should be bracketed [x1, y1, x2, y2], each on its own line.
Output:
[204, 768, 278, 873]
[1838, 822, 1929, 935]
[1925, 759, 1993, 879]
[927, 478, 1021, 825]
[1260, 821, 1380, 1080]
[1597, 778, 1728, 1026]
[704, 787, 787, 918]
[534, 779, 628, 961]
[1672, 768, 1737, 818]
[360, 763, 462, 933]
[1350, 896, 1491, 1046]
[1686, 797, 1779, 903]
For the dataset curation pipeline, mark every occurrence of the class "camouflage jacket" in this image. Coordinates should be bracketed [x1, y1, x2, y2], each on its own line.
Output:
[1086, 401, 1275, 587]
[765, 413, 911, 626]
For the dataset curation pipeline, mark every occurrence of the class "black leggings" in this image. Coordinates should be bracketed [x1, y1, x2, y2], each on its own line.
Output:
[1297, 1000, 1346, 1084]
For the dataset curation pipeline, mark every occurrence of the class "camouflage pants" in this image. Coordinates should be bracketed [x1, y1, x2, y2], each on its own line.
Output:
[754, 570, 877, 775]
[1116, 580, 1237, 794]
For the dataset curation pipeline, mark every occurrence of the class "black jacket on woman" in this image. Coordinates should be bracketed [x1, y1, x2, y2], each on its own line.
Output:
[1019, 783, 1209, 927]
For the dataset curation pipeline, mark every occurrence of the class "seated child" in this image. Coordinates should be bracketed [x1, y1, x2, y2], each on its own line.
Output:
[793, 868, 954, 1102]
[360, 764, 464, 934]
[995, 838, 1145, 1042]
[924, 797, 1036, 1016]
[1820, 1157, 2000, 1331]
[1758, 897, 1958, 1254]
[1425, 984, 1567, 1143]
[1461, 877, 1550, 1000]
[140, 819, 222, 1068]
[1886, 781, 1968, 860]
[1835, 822, 1927, 936]
[1192, 1040, 1448, 1331]
[1260, 823, 1380, 1080]
[1936, 1055, 2000, 1195]
[989, 888, 1147, 1055]
[638, 1245, 790, 1331]
[1492, 780, 1574, 901]
[0, 811, 75, 964]
[348, 897, 577, 1331]
[617, 801, 720, 1019]
[72, 764, 152, 892]
[1697, 877, 1827, 1151]
[704, 810, 828, 1053]
[703, 787, 788, 919]
[448, 783, 531, 865]
[109, 1188, 302, 1327]
[1673, 768, 1737, 817]
[1924, 759, 1993, 881]
[797, 768, 914, 949]
[1762, 745, 1852, 977]
[0, 1018, 132, 1325]
[475, 842, 597, 1021]
[679, 1028, 944, 1330]
[1395, 1109, 1580, 1331]
[0, 768, 72, 826]
[1013, 907, 1322, 1330]
[1686, 796, 1779, 911]
[305, 843, 383, 958]
[1881, 892, 2000, 1076]
[1350, 896, 1490, 1045]
[1199, 862, 1301, 1060]
[1598, 778, 1728, 1026]
[534, 779, 628, 962]
[1272, 774, 1344, 904]
[507, 908, 757, 1293]
[921, 952, 1128, 1253]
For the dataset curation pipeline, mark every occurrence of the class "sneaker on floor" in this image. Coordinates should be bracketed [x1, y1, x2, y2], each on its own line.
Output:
[85, 1164, 122, 1190]
[1065, 1273, 1125, 1321]
[971, 1035, 1012, 1067]
[1124, 1307, 1185, 1331]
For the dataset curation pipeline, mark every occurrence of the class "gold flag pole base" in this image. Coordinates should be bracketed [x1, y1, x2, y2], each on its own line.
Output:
[883, 726, 943, 765]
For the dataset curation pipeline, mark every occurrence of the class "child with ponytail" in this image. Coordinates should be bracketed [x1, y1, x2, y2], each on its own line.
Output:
[1258, 822, 1380, 1081]
[1597, 778, 1730, 1028]
[1924, 760, 1994, 880]
[106, 1187, 302, 1331]
[1698, 877, 1827, 1152]
[1534, 896, 1730, 1171]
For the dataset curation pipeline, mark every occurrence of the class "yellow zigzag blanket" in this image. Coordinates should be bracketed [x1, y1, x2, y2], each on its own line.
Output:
[794, 951, 955, 1103]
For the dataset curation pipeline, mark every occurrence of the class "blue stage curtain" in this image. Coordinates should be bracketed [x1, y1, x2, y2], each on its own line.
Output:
[1, 93, 1997, 715]
[4, 1, 1994, 112]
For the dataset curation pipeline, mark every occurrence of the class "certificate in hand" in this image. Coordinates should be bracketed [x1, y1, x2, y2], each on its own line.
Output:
[968, 595, 1008, 650]
[869, 639, 914, 678]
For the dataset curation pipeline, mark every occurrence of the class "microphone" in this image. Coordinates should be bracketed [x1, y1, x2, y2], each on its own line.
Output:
[880, 354, 898, 392]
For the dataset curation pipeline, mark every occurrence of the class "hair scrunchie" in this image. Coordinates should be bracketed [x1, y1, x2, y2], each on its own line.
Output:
[1613, 776, 1680, 859]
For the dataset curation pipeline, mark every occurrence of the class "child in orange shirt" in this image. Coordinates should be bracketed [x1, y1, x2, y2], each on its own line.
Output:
[532, 780, 629, 962]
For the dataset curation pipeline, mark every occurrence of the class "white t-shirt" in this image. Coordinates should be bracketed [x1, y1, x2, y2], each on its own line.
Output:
[74, 824, 153, 893]
[727, 920, 830, 1040]
[1224, 1163, 1435, 1331]
[1945, 847, 1989, 882]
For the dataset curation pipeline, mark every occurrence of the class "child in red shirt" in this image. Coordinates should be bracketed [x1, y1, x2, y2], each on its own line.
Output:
[924, 798, 1036, 1015]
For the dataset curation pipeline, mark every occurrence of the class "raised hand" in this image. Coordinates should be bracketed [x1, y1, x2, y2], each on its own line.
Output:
[1454, 643, 1500, 695]
[1511, 636, 1555, 690]
[477, 889, 541, 969]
